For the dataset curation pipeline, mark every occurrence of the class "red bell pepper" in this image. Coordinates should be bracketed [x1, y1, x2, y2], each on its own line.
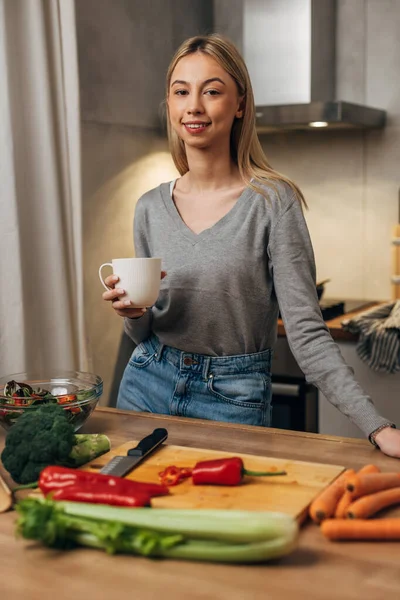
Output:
[52, 484, 151, 507]
[39, 466, 169, 497]
[191, 457, 287, 486]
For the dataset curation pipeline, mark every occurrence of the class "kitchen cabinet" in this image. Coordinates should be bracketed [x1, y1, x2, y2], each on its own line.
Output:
[318, 340, 400, 438]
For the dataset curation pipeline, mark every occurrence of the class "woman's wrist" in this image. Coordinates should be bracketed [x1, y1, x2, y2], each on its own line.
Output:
[369, 423, 396, 448]
[127, 308, 148, 319]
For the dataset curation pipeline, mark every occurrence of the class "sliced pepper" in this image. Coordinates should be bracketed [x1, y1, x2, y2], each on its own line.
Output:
[158, 465, 193, 486]
[57, 394, 78, 404]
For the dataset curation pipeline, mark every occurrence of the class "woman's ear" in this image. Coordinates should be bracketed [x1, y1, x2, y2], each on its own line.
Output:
[236, 98, 245, 119]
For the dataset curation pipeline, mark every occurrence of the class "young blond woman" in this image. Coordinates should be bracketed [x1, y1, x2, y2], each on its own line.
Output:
[102, 34, 399, 457]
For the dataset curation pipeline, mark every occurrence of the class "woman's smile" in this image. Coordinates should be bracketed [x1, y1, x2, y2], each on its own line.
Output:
[182, 121, 211, 134]
[168, 53, 243, 149]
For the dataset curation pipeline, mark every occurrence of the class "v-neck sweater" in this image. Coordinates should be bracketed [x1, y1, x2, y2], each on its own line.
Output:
[124, 180, 389, 437]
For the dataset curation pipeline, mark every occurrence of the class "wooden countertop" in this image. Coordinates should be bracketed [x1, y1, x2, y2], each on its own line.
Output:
[1, 408, 400, 600]
[278, 302, 381, 341]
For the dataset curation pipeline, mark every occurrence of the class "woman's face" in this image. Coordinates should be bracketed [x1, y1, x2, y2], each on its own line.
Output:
[167, 52, 243, 150]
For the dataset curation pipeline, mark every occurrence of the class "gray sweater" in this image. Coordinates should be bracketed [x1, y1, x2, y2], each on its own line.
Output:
[124, 180, 389, 436]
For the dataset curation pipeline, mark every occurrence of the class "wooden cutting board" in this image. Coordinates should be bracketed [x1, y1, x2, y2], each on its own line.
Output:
[85, 441, 345, 525]
[0, 473, 12, 513]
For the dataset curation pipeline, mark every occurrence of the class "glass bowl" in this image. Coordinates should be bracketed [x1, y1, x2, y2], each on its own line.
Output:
[0, 370, 103, 432]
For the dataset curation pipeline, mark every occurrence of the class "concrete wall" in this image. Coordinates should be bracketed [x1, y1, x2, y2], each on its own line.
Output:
[77, 0, 213, 128]
[81, 123, 177, 406]
[258, 0, 400, 301]
[77, 0, 400, 405]
[76, 0, 212, 404]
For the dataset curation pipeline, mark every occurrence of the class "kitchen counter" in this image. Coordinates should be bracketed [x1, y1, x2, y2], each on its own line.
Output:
[278, 302, 381, 341]
[1, 407, 400, 600]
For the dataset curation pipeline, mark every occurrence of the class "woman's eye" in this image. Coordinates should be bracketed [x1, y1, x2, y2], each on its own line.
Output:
[174, 89, 188, 96]
[205, 89, 220, 96]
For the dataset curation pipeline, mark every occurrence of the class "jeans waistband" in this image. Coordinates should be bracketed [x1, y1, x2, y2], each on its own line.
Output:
[145, 334, 272, 379]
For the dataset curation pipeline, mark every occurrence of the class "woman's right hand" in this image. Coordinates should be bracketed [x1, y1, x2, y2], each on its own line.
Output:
[102, 274, 148, 319]
[102, 272, 166, 318]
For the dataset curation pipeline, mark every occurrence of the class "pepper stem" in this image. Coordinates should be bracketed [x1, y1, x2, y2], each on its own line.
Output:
[12, 481, 39, 491]
[242, 469, 287, 477]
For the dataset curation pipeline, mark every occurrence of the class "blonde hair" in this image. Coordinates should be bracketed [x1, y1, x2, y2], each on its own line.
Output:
[165, 33, 306, 207]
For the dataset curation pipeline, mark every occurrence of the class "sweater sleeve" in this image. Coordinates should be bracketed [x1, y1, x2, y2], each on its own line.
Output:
[268, 198, 389, 437]
[123, 199, 153, 345]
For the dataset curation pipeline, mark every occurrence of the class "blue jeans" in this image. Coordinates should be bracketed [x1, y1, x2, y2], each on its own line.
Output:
[117, 334, 273, 427]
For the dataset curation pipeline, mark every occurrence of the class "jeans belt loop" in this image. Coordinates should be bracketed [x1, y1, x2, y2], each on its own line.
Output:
[202, 357, 211, 381]
[155, 343, 164, 361]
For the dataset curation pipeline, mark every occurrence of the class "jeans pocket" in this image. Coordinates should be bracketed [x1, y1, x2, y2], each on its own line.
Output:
[207, 372, 269, 409]
[128, 342, 156, 369]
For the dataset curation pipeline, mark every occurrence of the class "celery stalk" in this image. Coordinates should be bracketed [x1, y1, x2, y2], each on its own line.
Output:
[16, 498, 299, 564]
[161, 536, 298, 563]
[56, 501, 297, 544]
[71, 531, 297, 564]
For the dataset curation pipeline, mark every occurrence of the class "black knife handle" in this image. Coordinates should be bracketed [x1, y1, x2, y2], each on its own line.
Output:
[127, 428, 168, 457]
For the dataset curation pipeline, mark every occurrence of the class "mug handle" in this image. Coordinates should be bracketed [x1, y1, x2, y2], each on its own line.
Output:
[98, 263, 113, 290]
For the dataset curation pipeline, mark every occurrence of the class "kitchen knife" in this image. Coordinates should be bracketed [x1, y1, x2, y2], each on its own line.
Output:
[99, 428, 168, 477]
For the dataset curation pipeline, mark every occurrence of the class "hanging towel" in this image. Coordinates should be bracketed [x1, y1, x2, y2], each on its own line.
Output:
[341, 301, 400, 373]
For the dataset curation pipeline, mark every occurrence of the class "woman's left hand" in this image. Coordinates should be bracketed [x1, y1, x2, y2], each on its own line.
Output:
[374, 427, 400, 458]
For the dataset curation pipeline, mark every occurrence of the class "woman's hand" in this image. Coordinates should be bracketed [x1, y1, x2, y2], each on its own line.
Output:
[102, 272, 166, 319]
[374, 427, 400, 458]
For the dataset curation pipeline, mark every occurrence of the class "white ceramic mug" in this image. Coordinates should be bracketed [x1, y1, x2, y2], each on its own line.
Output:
[98, 258, 162, 307]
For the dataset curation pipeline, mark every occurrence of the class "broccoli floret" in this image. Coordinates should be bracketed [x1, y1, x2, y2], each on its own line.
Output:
[1, 405, 75, 484]
[1, 405, 110, 484]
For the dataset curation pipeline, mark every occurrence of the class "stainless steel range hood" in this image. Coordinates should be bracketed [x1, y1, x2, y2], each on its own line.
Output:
[239, 0, 387, 133]
[255, 101, 387, 133]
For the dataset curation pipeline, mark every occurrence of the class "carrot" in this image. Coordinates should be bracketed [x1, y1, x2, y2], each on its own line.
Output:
[334, 464, 380, 518]
[321, 518, 400, 541]
[347, 487, 400, 519]
[309, 469, 355, 524]
[334, 491, 352, 519]
[346, 472, 400, 499]
[357, 464, 381, 475]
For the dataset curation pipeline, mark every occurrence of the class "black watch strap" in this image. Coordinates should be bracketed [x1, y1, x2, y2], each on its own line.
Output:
[369, 423, 396, 448]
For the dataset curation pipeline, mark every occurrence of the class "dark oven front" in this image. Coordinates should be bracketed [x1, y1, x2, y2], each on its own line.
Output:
[270, 337, 318, 433]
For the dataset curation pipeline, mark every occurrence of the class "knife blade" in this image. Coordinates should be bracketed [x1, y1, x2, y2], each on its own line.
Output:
[99, 428, 168, 477]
